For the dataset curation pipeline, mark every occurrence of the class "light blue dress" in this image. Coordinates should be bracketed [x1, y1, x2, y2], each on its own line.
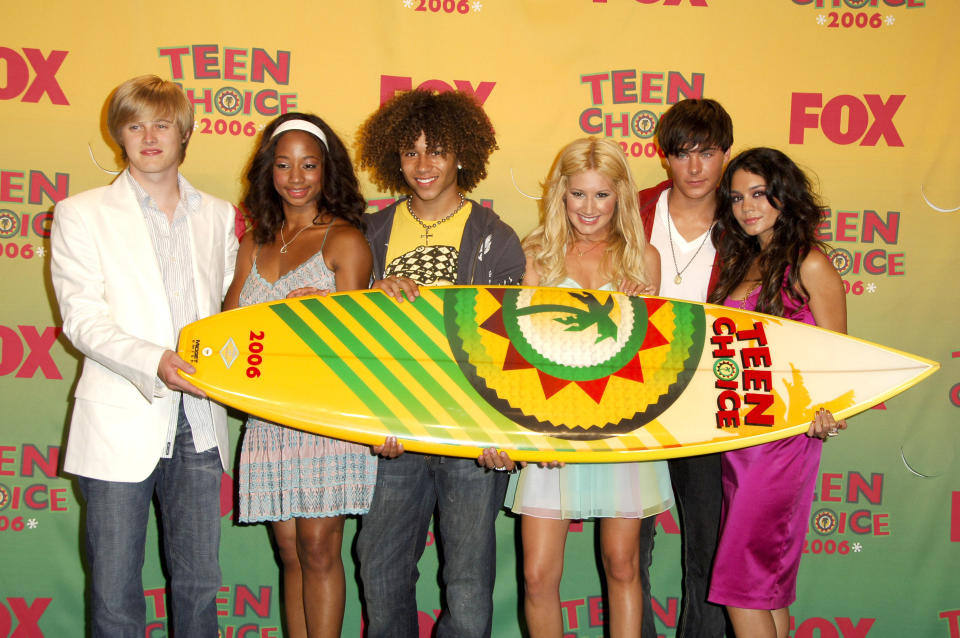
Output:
[505, 279, 674, 520]
[237, 247, 377, 522]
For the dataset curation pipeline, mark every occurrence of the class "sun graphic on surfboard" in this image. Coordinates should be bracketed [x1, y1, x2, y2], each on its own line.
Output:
[444, 287, 705, 440]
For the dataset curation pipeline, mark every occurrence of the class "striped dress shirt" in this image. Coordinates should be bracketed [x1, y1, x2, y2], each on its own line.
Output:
[127, 170, 218, 456]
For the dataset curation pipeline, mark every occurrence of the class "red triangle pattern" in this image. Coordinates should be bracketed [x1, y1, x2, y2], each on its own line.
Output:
[612, 352, 645, 383]
[538, 369, 572, 399]
[644, 297, 668, 316]
[502, 341, 534, 371]
[484, 287, 507, 304]
[639, 323, 668, 351]
[480, 306, 508, 338]
[575, 377, 611, 404]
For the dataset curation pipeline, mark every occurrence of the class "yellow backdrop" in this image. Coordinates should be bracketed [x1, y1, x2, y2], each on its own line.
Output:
[2, 1, 958, 636]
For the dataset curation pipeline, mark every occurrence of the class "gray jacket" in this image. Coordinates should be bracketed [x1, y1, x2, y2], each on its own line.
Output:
[365, 198, 525, 285]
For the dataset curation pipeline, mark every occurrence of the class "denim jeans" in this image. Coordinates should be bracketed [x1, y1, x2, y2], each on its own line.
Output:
[357, 453, 508, 638]
[640, 453, 727, 638]
[78, 402, 223, 638]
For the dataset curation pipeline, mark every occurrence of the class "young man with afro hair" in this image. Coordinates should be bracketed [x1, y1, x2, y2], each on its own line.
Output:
[354, 89, 524, 638]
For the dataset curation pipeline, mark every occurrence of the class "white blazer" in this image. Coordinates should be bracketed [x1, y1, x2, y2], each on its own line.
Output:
[50, 174, 238, 482]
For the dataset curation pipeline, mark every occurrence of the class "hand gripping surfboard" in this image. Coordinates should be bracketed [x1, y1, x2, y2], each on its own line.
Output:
[178, 286, 938, 462]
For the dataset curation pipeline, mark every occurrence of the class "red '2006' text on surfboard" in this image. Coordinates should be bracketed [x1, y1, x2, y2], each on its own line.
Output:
[247, 330, 265, 378]
[711, 319, 775, 429]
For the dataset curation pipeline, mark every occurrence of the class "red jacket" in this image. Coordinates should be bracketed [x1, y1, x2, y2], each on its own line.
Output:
[637, 178, 721, 297]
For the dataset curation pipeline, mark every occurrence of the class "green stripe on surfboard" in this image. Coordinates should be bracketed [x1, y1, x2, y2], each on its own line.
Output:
[366, 291, 547, 450]
[296, 298, 446, 434]
[267, 301, 414, 438]
[335, 292, 543, 450]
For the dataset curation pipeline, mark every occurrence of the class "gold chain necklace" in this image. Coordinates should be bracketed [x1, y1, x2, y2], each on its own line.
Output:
[279, 221, 311, 254]
[573, 239, 605, 257]
[408, 193, 465, 245]
[739, 281, 762, 309]
[666, 211, 713, 285]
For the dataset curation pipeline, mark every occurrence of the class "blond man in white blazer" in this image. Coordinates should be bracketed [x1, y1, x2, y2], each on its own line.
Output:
[50, 75, 238, 638]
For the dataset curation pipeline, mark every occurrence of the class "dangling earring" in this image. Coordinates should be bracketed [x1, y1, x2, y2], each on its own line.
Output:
[457, 163, 462, 170]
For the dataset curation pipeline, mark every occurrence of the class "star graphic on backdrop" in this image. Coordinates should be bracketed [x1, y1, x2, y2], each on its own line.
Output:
[853, 542, 863, 552]
[816, 14, 827, 25]
[866, 283, 877, 293]
[403, 0, 413, 7]
[35, 246, 46, 258]
[473, 1, 483, 11]
[27, 518, 38, 529]
[885, 15, 895, 25]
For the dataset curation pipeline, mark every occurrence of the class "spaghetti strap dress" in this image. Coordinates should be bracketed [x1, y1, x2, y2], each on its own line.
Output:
[708, 284, 823, 609]
[504, 279, 674, 520]
[237, 239, 377, 522]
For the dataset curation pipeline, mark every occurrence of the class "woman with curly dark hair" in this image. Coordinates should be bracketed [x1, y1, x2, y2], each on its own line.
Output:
[224, 112, 376, 638]
[706, 147, 847, 638]
[354, 90, 524, 638]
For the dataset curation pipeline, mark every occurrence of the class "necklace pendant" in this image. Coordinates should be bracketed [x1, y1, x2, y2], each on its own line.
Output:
[674, 274, 682, 285]
[280, 245, 288, 254]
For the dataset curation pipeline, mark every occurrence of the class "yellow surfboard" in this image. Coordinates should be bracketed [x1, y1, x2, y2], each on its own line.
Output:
[178, 286, 938, 462]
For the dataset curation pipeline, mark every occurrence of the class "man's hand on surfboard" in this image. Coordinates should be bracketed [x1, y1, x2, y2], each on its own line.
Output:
[476, 449, 562, 471]
[373, 276, 420, 303]
[477, 448, 525, 472]
[373, 436, 405, 458]
[161, 350, 207, 398]
[807, 408, 847, 441]
[538, 460, 566, 469]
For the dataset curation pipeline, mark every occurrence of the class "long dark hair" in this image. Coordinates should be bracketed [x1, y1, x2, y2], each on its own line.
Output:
[243, 112, 366, 245]
[708, 147, 828, 317]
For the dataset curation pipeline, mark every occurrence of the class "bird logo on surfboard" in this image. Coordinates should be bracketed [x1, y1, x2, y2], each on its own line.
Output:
[516, 291, 619, 344]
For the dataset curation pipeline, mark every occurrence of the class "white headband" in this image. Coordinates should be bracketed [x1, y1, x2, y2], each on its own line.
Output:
[270, 119, 328, 149]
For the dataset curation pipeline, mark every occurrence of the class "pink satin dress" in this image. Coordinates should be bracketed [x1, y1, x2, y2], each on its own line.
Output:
[707, 285, 823, 610]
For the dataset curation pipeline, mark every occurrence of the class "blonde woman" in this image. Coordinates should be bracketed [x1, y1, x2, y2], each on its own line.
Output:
[482, 137, 670, 638]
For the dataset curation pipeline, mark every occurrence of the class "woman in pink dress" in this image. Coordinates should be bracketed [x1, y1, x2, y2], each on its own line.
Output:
[706, 147, 847, 638]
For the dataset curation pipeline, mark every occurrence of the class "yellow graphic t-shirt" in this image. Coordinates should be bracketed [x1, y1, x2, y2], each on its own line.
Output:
[384, 199, 472, 286]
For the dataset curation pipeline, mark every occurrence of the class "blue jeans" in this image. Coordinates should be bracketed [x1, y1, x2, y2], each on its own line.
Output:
[78, 402, 223, 638]
[357, 453, 508, 638]
[640, 453, 728, 638]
